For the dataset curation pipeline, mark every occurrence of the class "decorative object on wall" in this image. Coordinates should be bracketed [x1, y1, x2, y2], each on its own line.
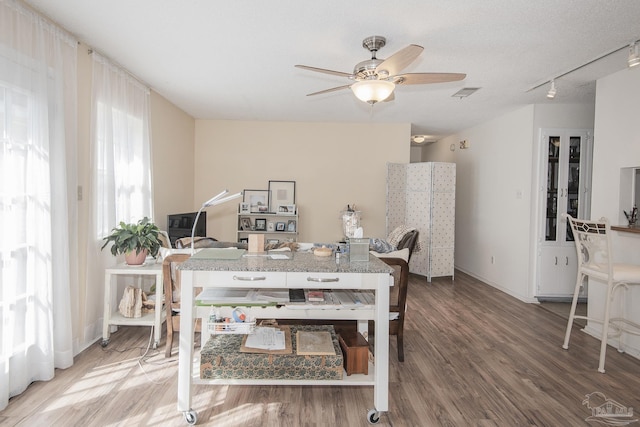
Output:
[268, 180, 295, 213]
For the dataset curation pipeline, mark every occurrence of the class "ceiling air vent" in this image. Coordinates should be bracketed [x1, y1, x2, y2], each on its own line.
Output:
[452, 87, 481, 99]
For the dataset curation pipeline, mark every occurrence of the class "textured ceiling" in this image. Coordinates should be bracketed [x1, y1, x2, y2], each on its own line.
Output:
[23, 0, 640, 140]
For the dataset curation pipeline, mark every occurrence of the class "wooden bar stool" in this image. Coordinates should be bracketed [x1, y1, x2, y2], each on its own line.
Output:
[563, 214, 640, 373]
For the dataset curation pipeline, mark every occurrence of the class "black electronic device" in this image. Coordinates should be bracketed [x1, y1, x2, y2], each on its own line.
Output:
[167, 212, 206, 247]
[288, 289, 306, 303]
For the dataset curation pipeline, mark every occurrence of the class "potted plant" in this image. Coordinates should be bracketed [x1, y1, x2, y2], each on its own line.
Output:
[101, 217, 161, 265]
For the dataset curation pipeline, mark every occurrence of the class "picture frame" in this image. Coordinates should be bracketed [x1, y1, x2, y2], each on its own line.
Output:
[275, 221, 286, 232]
[267, 222, 275, 232]
[287, 220, 296, 232]
[267, 239, 279, 245]
[240, 218, 252, 231]
[268, 180, 295, 213]
[240, 202, 250, 214]
[239, 238, 248, 244]
[277, 204, 296, 215]
[243, 189, 270, 213]
[255, 218, 267, 231]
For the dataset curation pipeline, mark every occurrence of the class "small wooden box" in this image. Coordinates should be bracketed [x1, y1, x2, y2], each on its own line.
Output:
[248, 234, 265, 253]
[338, 331, 369, 376]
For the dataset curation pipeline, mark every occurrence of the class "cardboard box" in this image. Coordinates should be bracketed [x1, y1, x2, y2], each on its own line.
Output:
[248, 234, 265, 252]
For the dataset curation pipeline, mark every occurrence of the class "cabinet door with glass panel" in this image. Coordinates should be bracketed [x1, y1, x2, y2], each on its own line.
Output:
[543, 129, 592, 243]
[537, 128, 592, 299]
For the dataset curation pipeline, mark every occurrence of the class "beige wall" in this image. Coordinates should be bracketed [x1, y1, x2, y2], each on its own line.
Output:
[194, 120, 410, 243]
[150, 91, 196, 230]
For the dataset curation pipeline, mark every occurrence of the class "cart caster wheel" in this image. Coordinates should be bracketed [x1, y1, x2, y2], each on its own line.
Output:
[367, 409, 380, 424]
[184, 410, 197, 425]
[101, 339, 109, 348]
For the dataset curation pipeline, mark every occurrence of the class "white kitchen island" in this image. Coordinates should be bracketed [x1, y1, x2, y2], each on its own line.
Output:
[176, 251, 393, 425]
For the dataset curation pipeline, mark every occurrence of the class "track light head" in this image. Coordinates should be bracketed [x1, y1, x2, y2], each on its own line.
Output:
[628, 42, 640, 68]
[546, 80, 557, 99]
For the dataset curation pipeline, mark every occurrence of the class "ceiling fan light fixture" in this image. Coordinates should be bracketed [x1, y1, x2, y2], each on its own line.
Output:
[546, 80, 557, 99]
[628, 42, 640, 68]
[351, 80, 395, 104]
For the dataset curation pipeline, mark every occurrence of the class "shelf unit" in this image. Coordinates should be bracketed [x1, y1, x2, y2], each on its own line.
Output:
[237, 208, 299, 243]
[102, 262, 166, 349]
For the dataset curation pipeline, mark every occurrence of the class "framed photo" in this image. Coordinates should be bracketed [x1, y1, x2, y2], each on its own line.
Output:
[267, 222, 275, 232]
[243, 189, 270, 213]
[277, 204, 296, 215]
[240, 218, 252, 231]
[267, 239, 279, 244]
[287, 220, 296, 232]
[275, 221, 286, 232]
[268, 181, 295, 213]
[255, 218, 267, 231]
[239, 202, 250, 214]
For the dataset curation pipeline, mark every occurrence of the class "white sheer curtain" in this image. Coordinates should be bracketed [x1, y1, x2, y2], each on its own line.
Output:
[82, 52, 153, 345]
[0, 0, 77, 411]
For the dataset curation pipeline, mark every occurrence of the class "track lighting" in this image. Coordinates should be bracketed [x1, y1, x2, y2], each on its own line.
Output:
[546, 80, 557, 99]
[628, 42, 640, 68]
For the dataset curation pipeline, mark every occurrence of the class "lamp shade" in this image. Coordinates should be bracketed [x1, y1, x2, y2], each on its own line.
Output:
[351, 80, 395, 104]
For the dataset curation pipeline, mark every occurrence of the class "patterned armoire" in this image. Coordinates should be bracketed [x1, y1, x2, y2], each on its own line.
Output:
[387, 162, 456, 281]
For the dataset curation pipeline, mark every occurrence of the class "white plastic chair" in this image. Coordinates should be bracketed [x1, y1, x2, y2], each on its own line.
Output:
[562, 214, 640, 373]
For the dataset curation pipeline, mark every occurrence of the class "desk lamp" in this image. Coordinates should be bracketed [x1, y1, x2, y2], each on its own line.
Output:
[191, 190, 243, 255]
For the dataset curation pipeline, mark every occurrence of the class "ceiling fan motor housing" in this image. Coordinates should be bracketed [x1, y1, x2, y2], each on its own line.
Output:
[354, 36, 388, 80]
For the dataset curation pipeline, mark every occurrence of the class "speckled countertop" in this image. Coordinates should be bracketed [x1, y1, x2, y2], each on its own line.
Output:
[179, 251, 392, 274]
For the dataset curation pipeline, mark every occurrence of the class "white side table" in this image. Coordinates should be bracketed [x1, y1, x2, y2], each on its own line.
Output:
[102, 262, 165, 349]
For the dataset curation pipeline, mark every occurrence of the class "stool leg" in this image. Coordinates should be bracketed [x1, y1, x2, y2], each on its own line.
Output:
[598, 279, 615, 374]
[563, 273, 584, 350]
[615, 283, 629, 354]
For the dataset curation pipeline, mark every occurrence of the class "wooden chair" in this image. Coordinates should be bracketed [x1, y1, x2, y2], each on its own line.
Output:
[162, 253, 199, 357]
[563, 214, 640, 372]
[369, 256, 410, 362]
[396, 229, 419, 262]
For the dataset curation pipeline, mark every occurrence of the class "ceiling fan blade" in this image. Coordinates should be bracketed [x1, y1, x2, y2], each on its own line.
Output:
[375, 44, 423, 77]
[393, 72, 466, 85]
[306, 84, 352, 96]
[295, 64, 352, 78]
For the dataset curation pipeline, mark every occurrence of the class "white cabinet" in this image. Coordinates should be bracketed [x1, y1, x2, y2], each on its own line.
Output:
[237, 209, 299, 243]
[387, 162, 456, 281]
[536, 129, 593, 299]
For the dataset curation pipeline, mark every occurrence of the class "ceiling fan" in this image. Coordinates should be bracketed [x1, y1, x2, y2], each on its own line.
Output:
[295, 35, 466, 105]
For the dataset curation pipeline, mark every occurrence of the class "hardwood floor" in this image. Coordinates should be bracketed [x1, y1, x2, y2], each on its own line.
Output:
[3, 270, 639, 426]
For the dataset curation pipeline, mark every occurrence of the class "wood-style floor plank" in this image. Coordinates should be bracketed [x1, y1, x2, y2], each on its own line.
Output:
[2, 270, 639, 426]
